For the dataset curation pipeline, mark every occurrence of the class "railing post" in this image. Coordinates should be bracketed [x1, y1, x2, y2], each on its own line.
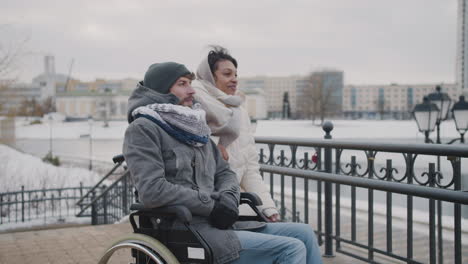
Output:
[0, 194, 3, 224]
[21, 186, 25, 222]
[91, 191, 97, 225]
[428, 163, 436, 264]
[452, 156, 462, 264]
[322, 121, 334, 257]
[102, 186, 108, 224]
[122, 176, 128, 215]
[79, 182, 84, 211]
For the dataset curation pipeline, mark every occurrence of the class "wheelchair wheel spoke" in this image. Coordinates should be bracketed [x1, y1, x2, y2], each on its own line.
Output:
[98, 233, 179, 264]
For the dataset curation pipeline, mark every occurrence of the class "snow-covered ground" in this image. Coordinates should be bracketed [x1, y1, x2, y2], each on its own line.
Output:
[0, 144, 101, 192]
[14, 117, 462, 140]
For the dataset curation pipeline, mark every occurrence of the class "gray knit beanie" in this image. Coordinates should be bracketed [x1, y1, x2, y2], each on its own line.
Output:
[143, 62, 192, 94]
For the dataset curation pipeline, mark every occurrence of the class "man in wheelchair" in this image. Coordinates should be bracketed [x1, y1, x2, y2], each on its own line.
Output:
[122, 62, 322, 264]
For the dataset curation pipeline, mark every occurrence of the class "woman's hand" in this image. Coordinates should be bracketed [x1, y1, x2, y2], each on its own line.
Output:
[217, 143, 229, 161]
[266, 213, 280, 222]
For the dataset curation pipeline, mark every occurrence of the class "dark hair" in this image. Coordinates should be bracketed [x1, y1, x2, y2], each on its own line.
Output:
[207, 45, 238, 75]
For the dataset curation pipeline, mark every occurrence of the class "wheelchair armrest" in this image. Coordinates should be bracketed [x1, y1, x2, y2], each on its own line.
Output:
[130, 203, 192, 223]
[240, 192, 263, 206]
[112, 154, 125, 164]
[239, 192, 268, 222]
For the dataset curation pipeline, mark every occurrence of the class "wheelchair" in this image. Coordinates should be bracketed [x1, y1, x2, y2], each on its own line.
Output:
[98, 191, 267, 264]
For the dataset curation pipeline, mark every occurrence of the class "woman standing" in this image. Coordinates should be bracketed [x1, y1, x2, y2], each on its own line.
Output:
[193, 46, 280, 221]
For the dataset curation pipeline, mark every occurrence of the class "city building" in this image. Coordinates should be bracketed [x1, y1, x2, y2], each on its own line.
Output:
[342, 83, 459, 119]
[457, 0, 468, 96]
[239, 70, 343, 119]
[0, 81, 41, 115]
[55, 78, 138, 120]
[238, 75, 306, 118]
[33, 55, 61, 101]
[242, 87, 267, 120]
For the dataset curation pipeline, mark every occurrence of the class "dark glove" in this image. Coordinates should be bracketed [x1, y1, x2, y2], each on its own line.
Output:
[209, 193, 239, 229]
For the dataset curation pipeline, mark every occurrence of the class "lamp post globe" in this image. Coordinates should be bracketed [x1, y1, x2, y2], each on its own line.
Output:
[452, 95, 468, 143]
[427, 85, 452, 122]
[413, 96, 440, 143]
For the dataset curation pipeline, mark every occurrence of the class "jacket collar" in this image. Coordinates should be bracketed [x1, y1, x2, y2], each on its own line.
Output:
[127, 82, 180, 123]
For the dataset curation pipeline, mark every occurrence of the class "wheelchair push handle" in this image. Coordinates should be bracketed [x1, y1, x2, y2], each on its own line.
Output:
[112, 154, 125, 164]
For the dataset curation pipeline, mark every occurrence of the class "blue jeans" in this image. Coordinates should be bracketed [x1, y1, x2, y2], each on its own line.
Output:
[230, 223, 322, 264]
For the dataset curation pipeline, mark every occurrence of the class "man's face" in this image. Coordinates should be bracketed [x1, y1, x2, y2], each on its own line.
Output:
[169, 76, 195, 107]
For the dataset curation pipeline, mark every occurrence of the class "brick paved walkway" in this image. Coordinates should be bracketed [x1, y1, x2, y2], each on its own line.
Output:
[0, 223, 360, 264]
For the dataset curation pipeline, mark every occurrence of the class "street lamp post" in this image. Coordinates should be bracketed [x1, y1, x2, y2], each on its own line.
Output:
[88, 115, 93, 171]
[413, 86, 467, 144]
[426, 85, 452, 144]
[412, 87, 467, 264]
[48, 114, 53, 156]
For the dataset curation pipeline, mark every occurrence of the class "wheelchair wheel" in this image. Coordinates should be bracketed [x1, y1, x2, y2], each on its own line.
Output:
[98, 233, 180, 264]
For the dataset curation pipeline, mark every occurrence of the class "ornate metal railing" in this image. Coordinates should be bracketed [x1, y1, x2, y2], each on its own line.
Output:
[79, 170, 134, 225]
[82, 121, 468, 263]
[0, 185, 92, 226]
[75, 154, 127, 218]
[256, 122, 468, 264]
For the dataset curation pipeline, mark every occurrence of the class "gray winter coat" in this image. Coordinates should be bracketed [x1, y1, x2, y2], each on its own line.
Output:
[123, 83, 264, 264]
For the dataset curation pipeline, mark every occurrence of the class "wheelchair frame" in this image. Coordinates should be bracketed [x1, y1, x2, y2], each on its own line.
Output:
[98, 192, 266, 264]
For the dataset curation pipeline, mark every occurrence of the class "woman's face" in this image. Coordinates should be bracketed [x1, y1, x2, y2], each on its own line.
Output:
[213, 60, 238, 95]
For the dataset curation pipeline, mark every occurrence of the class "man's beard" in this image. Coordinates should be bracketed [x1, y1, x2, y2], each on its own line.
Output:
[180, 96, 194, 106]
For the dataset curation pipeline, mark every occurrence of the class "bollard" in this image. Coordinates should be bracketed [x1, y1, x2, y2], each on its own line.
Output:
[322, 121, 335, 257]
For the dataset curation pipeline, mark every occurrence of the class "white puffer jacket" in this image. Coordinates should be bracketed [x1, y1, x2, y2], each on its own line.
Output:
[193, 80, 278, 218]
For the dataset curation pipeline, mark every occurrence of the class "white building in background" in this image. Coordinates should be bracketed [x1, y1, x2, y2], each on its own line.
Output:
[39, 55, 57, 100]
[343, 83, 459, 119]
[56, 92, 130, 120]
[239, 76, 305, 118]
[243, 88, 267, 120]
[457, 0, 468, 96]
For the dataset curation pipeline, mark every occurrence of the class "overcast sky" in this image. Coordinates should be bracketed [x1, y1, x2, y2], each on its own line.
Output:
[1, 0, 458, 85]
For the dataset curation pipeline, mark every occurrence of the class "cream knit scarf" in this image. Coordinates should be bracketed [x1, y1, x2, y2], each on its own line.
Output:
[196, 57, 243, 147]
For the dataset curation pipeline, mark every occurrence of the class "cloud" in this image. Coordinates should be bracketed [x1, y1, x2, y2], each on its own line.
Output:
[0, 0, 459, 85]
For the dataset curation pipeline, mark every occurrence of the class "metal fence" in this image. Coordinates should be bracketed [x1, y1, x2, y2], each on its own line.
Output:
[255, 122, 468, 264]
[0, 184, 92, 226]
[76, 170, 134, 225]
[16, 121, 468, 263]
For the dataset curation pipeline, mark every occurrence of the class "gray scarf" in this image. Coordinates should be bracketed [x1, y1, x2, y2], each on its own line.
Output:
[132, 103, 211, 147]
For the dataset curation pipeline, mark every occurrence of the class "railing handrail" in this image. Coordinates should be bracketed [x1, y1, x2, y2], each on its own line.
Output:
[0, 186, 91, 196]
[255, 136, 468, 157]
[76, 170, 130, 217]
[75, 160, 125, 206]
[260, 164, 468, 205]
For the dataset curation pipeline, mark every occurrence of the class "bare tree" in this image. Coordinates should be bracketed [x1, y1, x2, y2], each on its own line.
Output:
[0, 25, 27, 79]
[299, 71, 342, 124]
[374, 98, 387, 120]
[0, 25, 28, 115]
[41, 96, 56, 114]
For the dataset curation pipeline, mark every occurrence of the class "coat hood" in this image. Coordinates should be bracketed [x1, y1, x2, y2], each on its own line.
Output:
[127, 81, 180, 123]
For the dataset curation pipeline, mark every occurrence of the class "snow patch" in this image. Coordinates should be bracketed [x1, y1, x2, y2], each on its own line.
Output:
[0, 144, 101, 192]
